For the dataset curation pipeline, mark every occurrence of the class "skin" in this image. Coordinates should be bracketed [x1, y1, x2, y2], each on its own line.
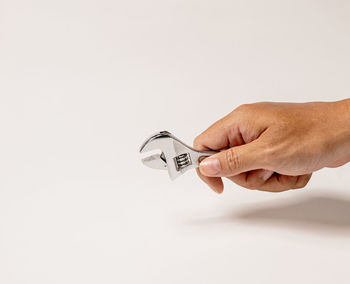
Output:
[193, 99, 350, 194]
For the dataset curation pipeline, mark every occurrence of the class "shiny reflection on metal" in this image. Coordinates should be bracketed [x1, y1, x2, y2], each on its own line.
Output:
[139, 131, 217, 180]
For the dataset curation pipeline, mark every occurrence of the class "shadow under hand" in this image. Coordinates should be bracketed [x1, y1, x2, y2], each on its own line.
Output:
[235, 194, 350, 234]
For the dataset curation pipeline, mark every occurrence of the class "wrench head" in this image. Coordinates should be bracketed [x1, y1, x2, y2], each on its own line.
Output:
[139, 131, 195, 180]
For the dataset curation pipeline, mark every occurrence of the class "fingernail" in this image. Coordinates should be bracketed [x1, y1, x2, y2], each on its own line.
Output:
[200, 158, 221, 176]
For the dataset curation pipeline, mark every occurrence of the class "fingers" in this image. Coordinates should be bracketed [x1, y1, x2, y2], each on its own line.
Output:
[228, 171, 312, 192]
[195, 168, 224, 194]
[193, 112, 245, 152]
[199, 140, 266, 177]
[193, 105, 269, 152]
[193, 107, 268, 193]
[195, 166, 312, 193]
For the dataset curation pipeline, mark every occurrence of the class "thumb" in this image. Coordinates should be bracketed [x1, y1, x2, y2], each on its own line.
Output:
[199, 141, 264, 177]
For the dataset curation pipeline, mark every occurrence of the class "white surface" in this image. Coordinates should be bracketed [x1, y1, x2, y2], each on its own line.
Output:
[1, 0, 350, 283]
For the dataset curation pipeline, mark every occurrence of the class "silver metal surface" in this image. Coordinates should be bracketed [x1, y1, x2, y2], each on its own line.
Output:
[139, 131, 218, 180]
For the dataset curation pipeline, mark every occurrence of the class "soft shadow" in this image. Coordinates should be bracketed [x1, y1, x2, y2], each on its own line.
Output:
[187, 193, 350, 234]
[237, 195, 350, 231]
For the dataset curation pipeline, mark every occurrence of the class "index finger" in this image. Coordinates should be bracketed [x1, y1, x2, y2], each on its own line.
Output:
[193, 113, 244, 152]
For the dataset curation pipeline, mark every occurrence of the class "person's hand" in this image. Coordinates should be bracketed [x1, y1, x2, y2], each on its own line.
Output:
[193, 100, 350, 194]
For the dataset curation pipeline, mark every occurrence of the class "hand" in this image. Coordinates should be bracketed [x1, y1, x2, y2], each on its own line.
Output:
[194, 100, 350, 194]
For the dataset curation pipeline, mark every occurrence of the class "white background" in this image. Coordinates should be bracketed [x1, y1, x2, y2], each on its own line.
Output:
[1, 0, 350, 283]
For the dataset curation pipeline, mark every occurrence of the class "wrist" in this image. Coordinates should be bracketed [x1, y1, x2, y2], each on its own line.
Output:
[341, 98, 350, 156]
[325, 99, 350, 167]
[335, 99, 350, 135]
[344, 99, 350, 122]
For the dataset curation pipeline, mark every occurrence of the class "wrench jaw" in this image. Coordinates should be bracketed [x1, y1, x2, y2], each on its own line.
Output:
[141, 152, 167, 170]
[139, 131, 176, 178]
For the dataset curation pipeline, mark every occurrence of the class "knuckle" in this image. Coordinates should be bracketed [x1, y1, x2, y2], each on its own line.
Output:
[294, 183, 305, 189]
[246, 179, 263, 189]
[294, 175, 311, 189]
[245, 171, 270, 189]
[264, 186, 284, 193]
[254, 183, 284, 192]
[225, 149, 241, 173]
[235, 102, 264, 113]
[235, 103, 251, 113]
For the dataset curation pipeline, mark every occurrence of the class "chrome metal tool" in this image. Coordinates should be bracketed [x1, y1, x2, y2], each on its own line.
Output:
[139, 131, 217, 180]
